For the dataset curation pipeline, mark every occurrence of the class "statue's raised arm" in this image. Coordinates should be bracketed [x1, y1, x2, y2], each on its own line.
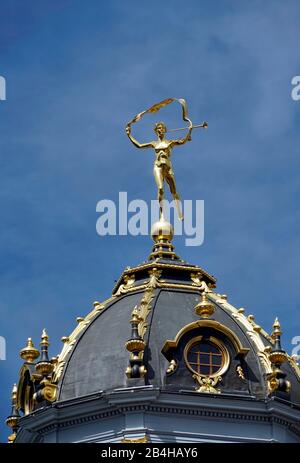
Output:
[125, 124, 153, 149]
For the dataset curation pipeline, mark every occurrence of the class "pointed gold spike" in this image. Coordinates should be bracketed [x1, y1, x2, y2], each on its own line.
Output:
[6, 383, 20, 440]
[41, 328, 49, 344]
[11, 384, 17, 403]
[272, 317, 282, 337]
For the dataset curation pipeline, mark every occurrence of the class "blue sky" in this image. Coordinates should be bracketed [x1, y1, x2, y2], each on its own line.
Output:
[0, 0, 300, 441]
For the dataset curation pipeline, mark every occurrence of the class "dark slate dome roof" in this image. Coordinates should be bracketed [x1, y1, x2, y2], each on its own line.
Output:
[11, 234, 300, 444]
[54, 250, 300, 405]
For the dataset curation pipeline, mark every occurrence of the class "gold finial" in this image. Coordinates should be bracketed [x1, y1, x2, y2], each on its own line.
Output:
[268, 317, 288, 367]
[149, 216, 178, 260]
[125, 306, 146, 373]
[11, 383, 17, 403]
[6, 384, 20, 443]
[151, 217, 174, 242]
[195, 291, 215, 318]
[247, 315, 261, 333]
[40, 329, 49, 346]
[20, 338, 40, 363]
[36, 329, 53, 378]
[61, 336, 69, 343]
[76, 317, 84, 323]
[272, 317, 282, 337]
[130, 307, 140, 324]
[93, 301, 104, 311]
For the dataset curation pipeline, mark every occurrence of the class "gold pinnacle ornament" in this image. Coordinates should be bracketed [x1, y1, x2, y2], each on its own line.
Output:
[6, 384, 20, 443]
[272, 317, 282, 338]
[20, 337, 40, 363]
[195, 291, 215, 318]
[35, 329, 54, 378]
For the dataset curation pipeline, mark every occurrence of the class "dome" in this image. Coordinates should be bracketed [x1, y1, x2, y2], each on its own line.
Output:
[9, 233, 300, 443]
[55, 255, 300, 405]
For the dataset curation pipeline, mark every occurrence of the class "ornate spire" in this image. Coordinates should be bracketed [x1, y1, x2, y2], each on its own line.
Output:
[35, 329, 54, 378]
[269, 317, 287, 365]
[125, 307, 147, 378]
[272, 317, 282, 338]
[6, 384, 20, 443]
[33, 329, 58, 404]
[267, 318, 290, 395]
[19, 337, 40, 363]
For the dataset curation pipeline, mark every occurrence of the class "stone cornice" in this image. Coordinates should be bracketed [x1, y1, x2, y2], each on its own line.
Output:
[16, 387, 300, 438]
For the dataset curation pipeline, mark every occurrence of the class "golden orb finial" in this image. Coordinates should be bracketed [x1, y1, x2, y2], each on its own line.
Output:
[19, 337, 40, 363]
[149, 216, 179, 260]
[151, 217, 174, 242]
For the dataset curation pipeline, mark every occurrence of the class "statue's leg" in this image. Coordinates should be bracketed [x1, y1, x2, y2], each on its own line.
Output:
[153, 165, 164, 218]
[166, 171, 184, 221]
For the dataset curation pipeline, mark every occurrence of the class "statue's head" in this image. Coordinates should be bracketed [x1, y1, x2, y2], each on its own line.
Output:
[154, 122, 167, 137]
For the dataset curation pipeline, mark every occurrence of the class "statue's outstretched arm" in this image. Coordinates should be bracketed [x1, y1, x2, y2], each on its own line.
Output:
[171, 125, 193, 147]
[125, 125, 152, 149]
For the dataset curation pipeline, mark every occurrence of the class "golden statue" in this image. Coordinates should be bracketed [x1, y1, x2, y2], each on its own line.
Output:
[125, 98, 207, 221]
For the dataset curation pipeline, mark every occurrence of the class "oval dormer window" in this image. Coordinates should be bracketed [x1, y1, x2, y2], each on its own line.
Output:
[184, 336, 229, 378]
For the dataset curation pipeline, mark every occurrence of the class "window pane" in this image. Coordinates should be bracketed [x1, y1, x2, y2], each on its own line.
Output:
[200, 353, 210, 364]
[212, 354, 222, 366]
[199, 364, 210, 375]
[186, 340, 224, 376]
